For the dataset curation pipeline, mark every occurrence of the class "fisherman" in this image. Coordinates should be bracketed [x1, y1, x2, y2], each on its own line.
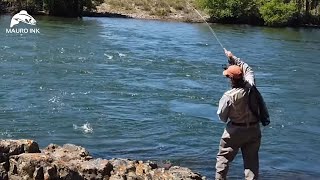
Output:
[215, 49, 264, 180]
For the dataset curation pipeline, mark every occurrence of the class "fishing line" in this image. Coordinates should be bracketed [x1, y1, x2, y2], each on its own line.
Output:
[186, 1, 225, 51]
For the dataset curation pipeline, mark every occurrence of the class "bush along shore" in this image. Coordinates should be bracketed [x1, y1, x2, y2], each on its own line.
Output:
[0, 139, 205, 180]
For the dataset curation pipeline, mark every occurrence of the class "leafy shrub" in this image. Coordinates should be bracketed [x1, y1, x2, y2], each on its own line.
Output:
[197, 0, 260, 23]
[259, 0, 298, 26]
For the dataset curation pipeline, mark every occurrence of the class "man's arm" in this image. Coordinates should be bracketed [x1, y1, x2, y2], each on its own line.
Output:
[217, 95, 230, 122]
[224, 49, 255, 86]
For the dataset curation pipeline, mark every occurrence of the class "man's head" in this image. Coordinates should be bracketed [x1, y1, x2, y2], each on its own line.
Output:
[223, 65, 244, 88]
[223, 65, 242, 79]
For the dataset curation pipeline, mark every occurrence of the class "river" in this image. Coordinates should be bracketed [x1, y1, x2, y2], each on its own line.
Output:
[0, 15, 320, 179]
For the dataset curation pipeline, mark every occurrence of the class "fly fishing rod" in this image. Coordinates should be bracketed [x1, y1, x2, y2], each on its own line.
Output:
[186, 1, 226, 52]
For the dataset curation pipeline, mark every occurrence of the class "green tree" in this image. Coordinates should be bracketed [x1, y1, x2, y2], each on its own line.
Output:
[0, 0, 43, 14]
[197, 0, 261, 24]
[259, 0, 298, 26]
[44, 0, 103, 17]
[0, 0, 103, 16]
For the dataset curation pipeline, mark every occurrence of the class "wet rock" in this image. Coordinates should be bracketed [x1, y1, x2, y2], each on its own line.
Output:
[0, 139, 205, 180]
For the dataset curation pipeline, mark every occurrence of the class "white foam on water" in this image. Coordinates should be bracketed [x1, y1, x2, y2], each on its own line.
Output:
[104, 53, 113, 59]
[73, 122, 93, 134]
[1, 130, 13, 138]
[60, 48, 65, 54]
[81, 91, 91, 95]
[49, 96, 60, 103]
[118, 52, 126, 57]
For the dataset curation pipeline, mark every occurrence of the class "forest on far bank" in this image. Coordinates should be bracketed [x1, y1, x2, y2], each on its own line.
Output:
[198, 0, 320, 26]
[0, 0, 319, 27]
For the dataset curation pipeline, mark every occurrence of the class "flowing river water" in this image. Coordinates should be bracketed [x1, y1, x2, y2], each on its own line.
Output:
[0, 15, 320, 179]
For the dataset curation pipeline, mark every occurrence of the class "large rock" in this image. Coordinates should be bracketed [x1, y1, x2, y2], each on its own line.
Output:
[43, 144, 92, 161]
[108, 159, 203, 180]
[0, 139, 205, 180]
[9, 144, 112, 180]
[0, 139, 40, 156]
[0, 139, 40, 180]
[9, 153, 57, 180]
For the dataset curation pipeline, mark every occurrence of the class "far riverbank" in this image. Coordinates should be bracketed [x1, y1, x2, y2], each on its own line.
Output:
[92, 2, 206, 23]
[1, 0, 319, 27]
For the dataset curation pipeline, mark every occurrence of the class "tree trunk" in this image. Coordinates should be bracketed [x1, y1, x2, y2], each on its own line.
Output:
[306, 0, 310, 15]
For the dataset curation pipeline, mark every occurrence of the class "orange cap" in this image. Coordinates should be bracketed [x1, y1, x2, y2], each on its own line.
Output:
[223, 65, 242, 79]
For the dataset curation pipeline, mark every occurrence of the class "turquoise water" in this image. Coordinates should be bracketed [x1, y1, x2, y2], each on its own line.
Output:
[1, 15, 320, 179]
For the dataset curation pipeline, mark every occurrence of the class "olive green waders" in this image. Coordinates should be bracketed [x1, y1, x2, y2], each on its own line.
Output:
[215, 123, 261, 180]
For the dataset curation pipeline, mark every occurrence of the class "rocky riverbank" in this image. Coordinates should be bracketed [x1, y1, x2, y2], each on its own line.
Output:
[93, 1, 207, 23]
[0, 139, 205, 180]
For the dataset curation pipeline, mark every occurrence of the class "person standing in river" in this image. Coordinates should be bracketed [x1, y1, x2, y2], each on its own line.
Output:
[215, 49, 263, 180]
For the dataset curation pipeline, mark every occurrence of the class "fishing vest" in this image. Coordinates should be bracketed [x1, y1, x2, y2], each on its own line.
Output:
[224, 87, 258, 124]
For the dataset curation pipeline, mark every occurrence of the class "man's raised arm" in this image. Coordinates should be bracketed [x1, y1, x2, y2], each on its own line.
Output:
[224, 48, 255, 86]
